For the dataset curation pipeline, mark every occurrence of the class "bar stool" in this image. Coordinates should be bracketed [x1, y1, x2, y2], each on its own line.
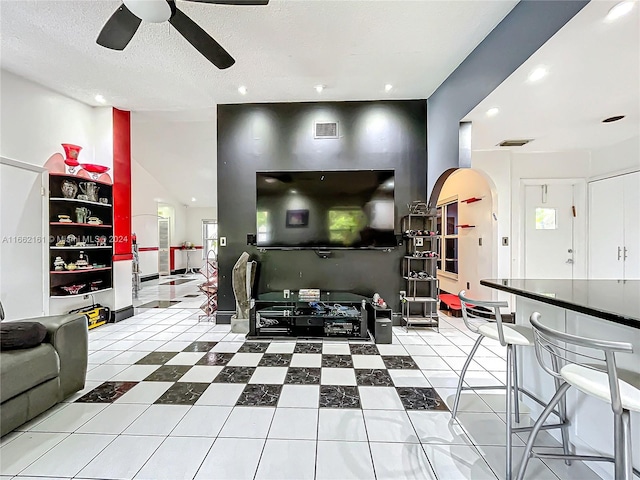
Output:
[517, 312, 640, 480]
[452, 291, 570, 480]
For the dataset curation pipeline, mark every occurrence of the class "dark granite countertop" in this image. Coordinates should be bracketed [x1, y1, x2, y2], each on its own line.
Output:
[480, 279, 640, 329]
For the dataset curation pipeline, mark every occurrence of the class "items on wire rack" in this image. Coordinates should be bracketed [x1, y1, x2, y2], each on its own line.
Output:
[132, 233, 141, 299]
[198, 250, 218, 322]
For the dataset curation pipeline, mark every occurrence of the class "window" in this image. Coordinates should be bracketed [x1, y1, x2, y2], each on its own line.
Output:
[438, 199, 458, 276]
[535, 207, 557, 230]
[202, 220, 218, 259]
[257, 210, 270, 244]
[328, 208, 366, 245]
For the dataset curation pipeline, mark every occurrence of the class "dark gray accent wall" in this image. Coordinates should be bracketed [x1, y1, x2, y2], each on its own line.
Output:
[217, 101, 427, 315]
[426, 0, 589, 197]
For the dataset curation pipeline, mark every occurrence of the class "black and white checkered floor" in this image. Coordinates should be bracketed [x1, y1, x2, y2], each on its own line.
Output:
[0, 277, 602, 479]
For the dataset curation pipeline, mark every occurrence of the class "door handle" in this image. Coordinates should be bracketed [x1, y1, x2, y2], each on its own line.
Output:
[618, 246, 622, 260]
[624, 247, 628, 260]
[566, 259, 574, 264]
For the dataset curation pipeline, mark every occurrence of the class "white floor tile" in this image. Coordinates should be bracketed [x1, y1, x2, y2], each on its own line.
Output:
[255, 439, 315, 480]
[218, 407, 275, 438]
[211, 342, 243, 353]
[408, 411, 472, 445]
[88, 349, 121, 365]
[134, 436, 214, 480]
[170, 405, 232, 437]
[315, 440, 375, 480]
[364, 409, 419, 443]
[77, 435, 164, 479]
[123, 405, 190, 436]
[432, 345, 468, 357]
[76, 404, 148, 434]
[376, 344, 410, 356]
[164, 352, 206, 365]
[225, 352, 262, 367]
[290, 353, 322, 367]
[101, 340, 141, 351]
[177, 365, 224, 383]
[0, 432, 69, 476]
[358, 386, 404, 410]
[322, 343, 351, 355]
[317, 409, 367, 441]
[155, 341, 192, 352]
[249, 366, 288, 384]
[370, 442, 437, 480]
[456, 412, 523, 446]
[20, 433, 115, 477]
[268, 408, 318, 440]
[398, 335, 427, 345]
[435, 387, 495, 413]
[115, 381, 173, 404]
[404, 345, 438, 356]
[196, 332, 229, 342]
[29, 403, 108, 433]
[321, 367, 357, 385]
[422, 370, 460, 388]
[413, 356, 454, 370]
[14, 403, 70, 432]
[109, 365, 161, 382]
[352, 354, 386, 369]
[172, 332, 203, 341]
[475, 445, 556, 480]
[196, 383, 246, 406]
[277, 384, 320, 408]
[389, 369, 430, 387]
[195, 437, 265, 480]
[104, 350, 151, 365]
[423, 443, 497, 479]
[84, 364, 129, 382]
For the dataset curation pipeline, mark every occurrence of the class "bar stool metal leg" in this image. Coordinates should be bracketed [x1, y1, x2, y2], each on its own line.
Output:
[512, 345, 520, 423]
[451, 334, 484, 420]
[506, 344, 514, 480]
[615, 409, 633, 480]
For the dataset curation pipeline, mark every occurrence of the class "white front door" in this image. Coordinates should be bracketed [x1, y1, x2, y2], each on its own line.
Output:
[524, 183, 576, 279]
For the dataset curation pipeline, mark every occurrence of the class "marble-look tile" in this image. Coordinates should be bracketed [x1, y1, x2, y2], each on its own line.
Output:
[143, 365, 191, 382]
[321, 354, 354, 368]
[213, 366, 256, 383]
[381, 355, 419, 370]
[237, 341, 270, 353]
[135, 351, 178, 365]
[355, 369, 395, 387]
[285, 367, 321, 385]
[182, 341, 218, 352]
[294, 342, 323, 354]
[154, 382, 210, 405]
[196, 352, 235, 366]
[396, 387, 449, 411]
[319, 385, 361, 408]
[349, 343, 380, 355]
[258, 353, 292, 367]
[75, 381, 138, 403]
[236, 384, 282, 407]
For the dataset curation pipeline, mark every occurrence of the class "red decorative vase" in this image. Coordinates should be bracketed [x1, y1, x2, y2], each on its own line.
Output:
[61, 143, 82, 161]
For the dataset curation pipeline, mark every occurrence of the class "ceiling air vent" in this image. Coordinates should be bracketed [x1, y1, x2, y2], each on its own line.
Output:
[314, 122, 339, 139]
[498, 139, 533, 147]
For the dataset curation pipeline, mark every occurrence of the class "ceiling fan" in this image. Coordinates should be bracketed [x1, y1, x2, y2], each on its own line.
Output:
[96, 0, 269, 69]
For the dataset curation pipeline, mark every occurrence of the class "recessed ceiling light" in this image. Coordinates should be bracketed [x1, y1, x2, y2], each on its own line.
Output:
[602, 115, 626, 123]
[605, 1, 634, 22]
[238, 86, 247, 95]
[191, 197, 197, 202]
[528, 66, 548, 83]
[486, 107, 500, 117]
[290, 189, 298, 194]
[384, 84, 393, 92]
[315, 84, 325, 93]
[94, 94, 106, 104]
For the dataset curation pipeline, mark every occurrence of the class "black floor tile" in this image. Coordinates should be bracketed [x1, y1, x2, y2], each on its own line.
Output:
[160, 279, 194, 286]
[285, 367, 321, 385]
[197, 352, 235, 366]
[322, 355, 354, 368]
[349, 344, 380, 355]
[135, 351, 179, 365]
[396, 387, 449, 411]
[355, 369, 394, 386]
[319, 385, 360, 408]
[382, 356, 420, 370]
[236, 384, 282, 407]
[213, 366, 256, 383]
[294, 342, 323, 354]
[258, 354, 292, 367]
[238, 342, 270, 353]
[183, 294, 200, 298]
[183, 341, 218, 353]
[143, 365, 191, 382]
[154, 382, 209, 405]
[75, 381, 138, 403]
[137, 300, 181, 309]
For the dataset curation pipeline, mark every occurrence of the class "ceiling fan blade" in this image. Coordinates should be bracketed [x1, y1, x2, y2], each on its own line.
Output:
[181, 0, 268, 5]
[169, 7, 235, 69]
[96, 4, 142, 51]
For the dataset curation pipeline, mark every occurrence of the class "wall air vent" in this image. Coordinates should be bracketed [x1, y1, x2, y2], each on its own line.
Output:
[314, 122, 339, 139]
[498, 139, 533, 147]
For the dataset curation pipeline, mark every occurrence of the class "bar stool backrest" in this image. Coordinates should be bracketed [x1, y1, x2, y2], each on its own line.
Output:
[458, 290, 509, 346]
[529, 312, 634, 415]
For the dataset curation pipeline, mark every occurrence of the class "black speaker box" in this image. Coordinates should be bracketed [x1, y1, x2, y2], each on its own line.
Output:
[247, 233, 257, 245]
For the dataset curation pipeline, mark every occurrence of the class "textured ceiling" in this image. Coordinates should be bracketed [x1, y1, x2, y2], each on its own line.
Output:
[0, 0, 518, 111]
[464, 0, 640, 152]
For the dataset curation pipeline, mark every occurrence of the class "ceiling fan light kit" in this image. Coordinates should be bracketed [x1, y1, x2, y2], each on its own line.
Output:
[96, 0, 269, 69]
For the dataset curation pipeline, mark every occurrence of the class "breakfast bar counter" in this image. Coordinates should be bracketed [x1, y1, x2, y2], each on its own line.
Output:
[481, 279, 640, 479]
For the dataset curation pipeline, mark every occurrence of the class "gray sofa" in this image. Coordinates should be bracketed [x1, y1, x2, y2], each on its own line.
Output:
[0, 312, 89, 436]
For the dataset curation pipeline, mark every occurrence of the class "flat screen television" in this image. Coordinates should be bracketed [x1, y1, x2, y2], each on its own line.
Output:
[256, 170, 396, 249]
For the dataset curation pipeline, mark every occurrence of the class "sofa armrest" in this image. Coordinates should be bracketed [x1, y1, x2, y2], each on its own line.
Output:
[35, 313, 88, 398]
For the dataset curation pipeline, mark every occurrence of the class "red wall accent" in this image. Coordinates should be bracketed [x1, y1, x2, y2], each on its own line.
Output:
[112, 108, 132, 261]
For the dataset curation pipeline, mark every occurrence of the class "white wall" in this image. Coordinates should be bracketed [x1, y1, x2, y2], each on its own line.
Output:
[589, 134, 640, 179]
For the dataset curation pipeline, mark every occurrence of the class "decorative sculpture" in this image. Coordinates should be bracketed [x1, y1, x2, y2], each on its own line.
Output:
[231, 251, 257, 333]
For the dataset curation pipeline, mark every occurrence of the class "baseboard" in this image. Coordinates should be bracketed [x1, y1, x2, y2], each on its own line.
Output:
[111, 305, 134, 322]
[141, 274, 159, 282]
[171, 268, 187, 275]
